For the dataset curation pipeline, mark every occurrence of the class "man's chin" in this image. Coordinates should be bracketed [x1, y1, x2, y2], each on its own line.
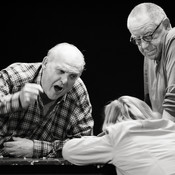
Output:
[145, 53, 157, 60]
[147, 56, 156, 60]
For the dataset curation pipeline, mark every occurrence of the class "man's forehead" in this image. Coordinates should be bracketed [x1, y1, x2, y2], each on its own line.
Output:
[57, 49, 83, 65]
[48, 46, 84, 74]
[128, 14, 153, 34]
[56, 64, 80, 75]
[129, 13, 150, 26]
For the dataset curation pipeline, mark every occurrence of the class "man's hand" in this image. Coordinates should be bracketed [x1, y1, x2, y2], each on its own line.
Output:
[20, 83, 43, 108]
[3, 137, 34, 157]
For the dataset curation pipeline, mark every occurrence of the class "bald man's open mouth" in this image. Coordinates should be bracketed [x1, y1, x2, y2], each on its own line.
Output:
[54, 85, 63, 92]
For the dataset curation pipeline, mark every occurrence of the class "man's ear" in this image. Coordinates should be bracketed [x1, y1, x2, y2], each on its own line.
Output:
[162, 18, 172, 30]
[42, 56, 48, 69]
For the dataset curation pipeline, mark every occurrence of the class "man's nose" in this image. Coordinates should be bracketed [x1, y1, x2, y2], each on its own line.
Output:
[61, 73, 69, 84]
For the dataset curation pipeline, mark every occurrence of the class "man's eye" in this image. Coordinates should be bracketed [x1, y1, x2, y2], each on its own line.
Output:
[135, 38, 141, 44]
[58, 70, 65, 74]
[135, 38, 141, 42]
[143, 35, 152, 41]
[70, 74, 78, 79]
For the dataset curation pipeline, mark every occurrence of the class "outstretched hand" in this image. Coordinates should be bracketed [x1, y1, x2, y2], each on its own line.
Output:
[3, 137, 34, 157]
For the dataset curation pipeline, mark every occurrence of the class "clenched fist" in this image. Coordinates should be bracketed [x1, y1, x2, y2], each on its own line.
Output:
[19, 83, 43, 108]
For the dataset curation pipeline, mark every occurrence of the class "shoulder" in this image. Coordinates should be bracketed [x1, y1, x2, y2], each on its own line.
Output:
[70, 78, 88, 95]
[5, 62, 41, 73]
[107, 119, 175, 134]
[106, 120, 143, 138]
[108, 120, 142, 132]
[163, 28, 175, 64]
[1, 62, 42, 85]
[66, 78, 90, 103]
[74, 78, 87, 89]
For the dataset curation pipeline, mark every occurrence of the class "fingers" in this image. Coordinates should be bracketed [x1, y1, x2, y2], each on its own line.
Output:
[3, 146, 21, 157]
[23, 83, 43, 94]
[3, 138, 21, 156]
[3, 138, 33, 158]
[20, 83, 43, 108]
[0, 94, 6, 107]
[12, 137, 21, 141]
[3, 139, 16, 148]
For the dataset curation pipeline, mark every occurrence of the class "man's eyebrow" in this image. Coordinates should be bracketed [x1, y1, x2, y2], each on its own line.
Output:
[134, 31, 152, 39]
[144, 31, 153, 36]
[55, 67, 79, 75]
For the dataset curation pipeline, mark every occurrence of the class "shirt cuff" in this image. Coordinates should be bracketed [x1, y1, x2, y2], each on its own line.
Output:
[33, 140, 53, 158]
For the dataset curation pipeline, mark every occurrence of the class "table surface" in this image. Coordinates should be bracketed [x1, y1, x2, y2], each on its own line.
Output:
[0, 157, 117, 175]
[0, 157, 70, 165]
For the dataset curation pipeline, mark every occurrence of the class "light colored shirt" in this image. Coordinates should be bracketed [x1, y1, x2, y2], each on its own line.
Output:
[62, 119, 175, 175]
[0, 62, 94, 158]
[144, 28, 175, 119]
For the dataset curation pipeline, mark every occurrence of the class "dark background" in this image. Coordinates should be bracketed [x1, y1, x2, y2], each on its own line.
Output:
[1, 1, 174, 135]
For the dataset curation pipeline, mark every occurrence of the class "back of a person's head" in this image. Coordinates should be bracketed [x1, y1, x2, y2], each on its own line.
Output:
[102, 96, 158, 131]
[127, 2, 168, 28]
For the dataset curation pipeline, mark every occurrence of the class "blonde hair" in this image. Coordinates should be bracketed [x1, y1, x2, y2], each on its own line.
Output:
[102, 96, 159, 131]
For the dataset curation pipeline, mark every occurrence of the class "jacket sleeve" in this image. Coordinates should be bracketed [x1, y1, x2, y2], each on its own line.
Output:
[62, 135, 113, 165]
[163, 85, 175, 121]
[163, 34, 175, 120]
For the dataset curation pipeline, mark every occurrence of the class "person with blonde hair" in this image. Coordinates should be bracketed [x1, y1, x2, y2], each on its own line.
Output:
[62, 95, 175, 175]
[102, 96, 161, 130]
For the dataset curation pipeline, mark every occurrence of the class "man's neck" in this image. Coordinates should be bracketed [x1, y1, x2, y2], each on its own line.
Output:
[40, 92, 55, 105]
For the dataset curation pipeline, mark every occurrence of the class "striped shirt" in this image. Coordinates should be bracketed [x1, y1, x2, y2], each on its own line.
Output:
[0, 62, 94, 158]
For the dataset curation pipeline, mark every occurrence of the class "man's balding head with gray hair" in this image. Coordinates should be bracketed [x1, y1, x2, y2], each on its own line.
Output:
[127, 2, 168, 29]
[47, 42, 85, 74]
